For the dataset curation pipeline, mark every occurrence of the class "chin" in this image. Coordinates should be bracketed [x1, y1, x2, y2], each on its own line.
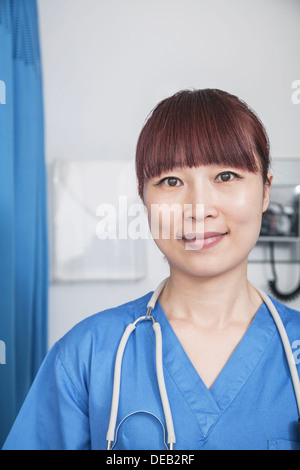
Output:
[168, 260, 225, 278]
[169, 251, 249, 278]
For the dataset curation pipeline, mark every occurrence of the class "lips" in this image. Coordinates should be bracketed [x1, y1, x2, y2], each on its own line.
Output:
[180, 231, 228, 251]
[182, 231, 227, 240]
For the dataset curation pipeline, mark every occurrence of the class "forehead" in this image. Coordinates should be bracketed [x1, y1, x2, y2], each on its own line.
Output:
[148, 159, 261, 178]
[140, 132, 262, 183]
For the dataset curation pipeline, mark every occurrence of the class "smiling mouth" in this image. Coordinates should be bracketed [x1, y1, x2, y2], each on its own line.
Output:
[179, 231, 228, 250]
[181, 231, 228, 241]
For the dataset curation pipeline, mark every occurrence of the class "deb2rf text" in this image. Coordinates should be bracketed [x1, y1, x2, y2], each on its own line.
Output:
[148, 455, 194, 465]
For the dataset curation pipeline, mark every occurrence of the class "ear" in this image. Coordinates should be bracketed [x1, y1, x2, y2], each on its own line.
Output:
[262, 173, 273, 213]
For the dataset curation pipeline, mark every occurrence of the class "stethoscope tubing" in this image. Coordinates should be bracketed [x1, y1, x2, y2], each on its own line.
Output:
[106, 313, 175, 450]
[256, 287, 300, 416]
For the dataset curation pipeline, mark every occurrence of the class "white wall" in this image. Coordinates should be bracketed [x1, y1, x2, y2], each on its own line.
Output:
[37, 0, 300, 348]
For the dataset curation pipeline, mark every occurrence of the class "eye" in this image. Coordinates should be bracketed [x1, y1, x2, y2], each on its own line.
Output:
[215, 171, 242, 182]
[155, 176, 182, 187]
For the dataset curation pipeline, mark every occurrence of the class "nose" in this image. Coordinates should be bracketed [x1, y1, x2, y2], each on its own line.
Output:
[183, 182, 219, 223]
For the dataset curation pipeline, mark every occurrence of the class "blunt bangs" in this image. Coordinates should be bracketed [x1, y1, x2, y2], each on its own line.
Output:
[135, 89, 270, 200]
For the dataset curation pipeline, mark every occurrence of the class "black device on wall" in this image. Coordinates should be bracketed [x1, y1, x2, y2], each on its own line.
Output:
[259, 184, 300, 301]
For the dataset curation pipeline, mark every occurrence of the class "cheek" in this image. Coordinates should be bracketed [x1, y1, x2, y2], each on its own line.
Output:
[224, 189, 264, 238]
[146, 203, 182, 239]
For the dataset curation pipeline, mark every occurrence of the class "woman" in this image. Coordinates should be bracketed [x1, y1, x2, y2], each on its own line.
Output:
[3, 89, 300, 450]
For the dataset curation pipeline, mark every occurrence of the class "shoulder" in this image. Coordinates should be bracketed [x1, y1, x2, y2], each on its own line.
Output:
[268, 295, 300, 333]
[46, 291, 154, 397]
[56, 290, 153, 363]
[265, 296, 300, 376]
[267, 296, 300, 366]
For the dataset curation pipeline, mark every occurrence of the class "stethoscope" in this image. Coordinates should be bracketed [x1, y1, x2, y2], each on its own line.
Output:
[106, 277, 300, 450]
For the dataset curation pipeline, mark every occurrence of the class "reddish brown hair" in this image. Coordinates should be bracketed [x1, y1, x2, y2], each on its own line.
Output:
[135, 89, 270, 200]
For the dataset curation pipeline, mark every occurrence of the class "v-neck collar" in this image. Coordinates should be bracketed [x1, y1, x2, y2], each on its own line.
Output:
[147, 296, 276, 438]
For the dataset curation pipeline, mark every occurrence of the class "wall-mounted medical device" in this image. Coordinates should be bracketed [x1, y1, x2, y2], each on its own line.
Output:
[256, 159, 300, 301]
[260, 185, 300, 241]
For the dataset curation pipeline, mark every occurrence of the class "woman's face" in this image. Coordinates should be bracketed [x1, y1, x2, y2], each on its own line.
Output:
[143, 164, 273, 278]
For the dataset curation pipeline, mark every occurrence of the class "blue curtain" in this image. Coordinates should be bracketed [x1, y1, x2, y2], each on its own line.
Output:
[0, 0, 48, 447]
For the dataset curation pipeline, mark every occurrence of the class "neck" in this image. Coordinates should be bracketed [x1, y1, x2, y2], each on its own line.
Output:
[158, 264, 262, 329]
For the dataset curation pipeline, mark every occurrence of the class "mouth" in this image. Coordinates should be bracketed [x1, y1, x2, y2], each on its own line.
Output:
[179, 231, 228, 250]
[181, 231, 228, 241]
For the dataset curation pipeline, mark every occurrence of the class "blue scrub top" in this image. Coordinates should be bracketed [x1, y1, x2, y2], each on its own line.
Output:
[3, 291, 300, 450]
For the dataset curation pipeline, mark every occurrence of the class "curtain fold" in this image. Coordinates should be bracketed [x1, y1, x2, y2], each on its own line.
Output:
[0, 0, 48, 447]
